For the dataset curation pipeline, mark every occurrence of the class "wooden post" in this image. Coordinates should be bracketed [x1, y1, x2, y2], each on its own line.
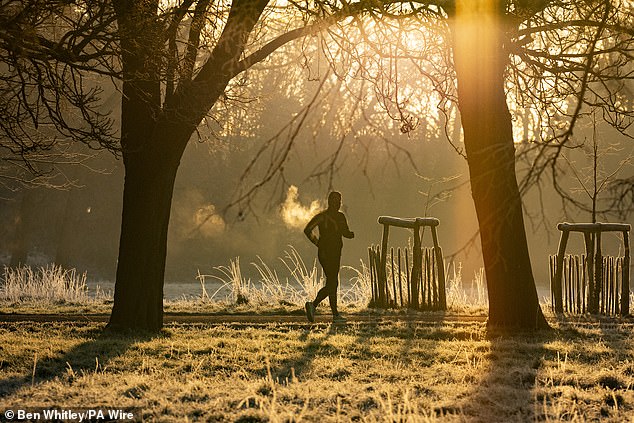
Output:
[425, 249, 431, 307]
[549, 255, 555, 312]
[374, 247, 380, 306]
[583, 232, 595, 313]
[368, 247, 374, 304]
[581, 254, 588, 314]
[622, 230, 630, 316]
[397, 248, 404, 307]
[566, 256, 572, 312]
[553, 229, 569, 313]
[594, 231, 602, 314]
[575, 256, 582, 313]
[611, 257, 617, 315]
[609, 257, 613, 314]
[419, 248, 425, 308]
[390, 247, 397, 308]
[573, 256, 576, 312]
[429, 249, 434, 307]
[617, 258, 623, 315]
[575, 255, 581, 313]
[410, 225, 422, 309]
[372, 246, 381, 306]
[405, 248, 411, 307]
[379, 224, 390, 307]
[600, 257, 606, 314]
[431, 226, 446, 310]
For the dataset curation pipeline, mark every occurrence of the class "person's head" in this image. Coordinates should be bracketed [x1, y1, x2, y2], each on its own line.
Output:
[327, 191, 342, 210]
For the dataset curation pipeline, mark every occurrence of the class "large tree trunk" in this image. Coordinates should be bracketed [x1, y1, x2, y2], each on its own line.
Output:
[107, 130, 185, 332]
[106, 0, 270, 332]
[452, 3, 549, 329]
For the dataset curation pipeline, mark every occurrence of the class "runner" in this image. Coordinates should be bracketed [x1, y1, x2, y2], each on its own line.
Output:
[303, 191, 354, 323]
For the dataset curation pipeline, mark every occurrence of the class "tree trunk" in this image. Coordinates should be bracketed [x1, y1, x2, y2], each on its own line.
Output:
[106, 0, 276, 332]
[451, 3, 549, 329]
[55, 167, 80, 269]
[9, 189, 35, 267]
[107, 135, 183, 332]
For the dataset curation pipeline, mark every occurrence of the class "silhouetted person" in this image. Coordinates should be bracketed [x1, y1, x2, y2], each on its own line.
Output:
[304, 191, 354, 323]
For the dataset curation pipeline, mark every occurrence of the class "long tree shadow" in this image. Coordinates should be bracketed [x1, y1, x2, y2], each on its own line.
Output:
[458, 328, 550, 422]
[549, 315, 634, 418]
[269, 322, 337, 383]
[0, 323, 156, 400]
[285, 314, 452, 386]
[456, 317, 634, 422]
[268, 314, 410, 383]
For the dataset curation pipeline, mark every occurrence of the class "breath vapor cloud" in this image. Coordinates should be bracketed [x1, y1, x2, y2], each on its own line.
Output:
[280, 185, 321, 229]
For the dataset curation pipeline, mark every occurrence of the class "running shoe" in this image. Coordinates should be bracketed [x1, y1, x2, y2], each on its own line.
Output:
[333, 314, 347, 324]
[305, 301, 315, 323]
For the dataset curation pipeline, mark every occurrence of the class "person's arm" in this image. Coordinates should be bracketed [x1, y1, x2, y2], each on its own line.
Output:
[340, 213, 354, 239]
[304, 214, 321, 246]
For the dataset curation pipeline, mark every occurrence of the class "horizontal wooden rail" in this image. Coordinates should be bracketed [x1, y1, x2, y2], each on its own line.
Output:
[378, 216, 440, 228]
[557, 222, 631, 232]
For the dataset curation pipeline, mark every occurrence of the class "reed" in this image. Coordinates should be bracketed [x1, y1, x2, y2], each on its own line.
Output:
[1, 265, 88, 303]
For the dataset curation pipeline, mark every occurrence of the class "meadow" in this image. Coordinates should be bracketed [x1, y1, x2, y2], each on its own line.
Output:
[1, 255, 633, 422]
[1, 317, 634, 422]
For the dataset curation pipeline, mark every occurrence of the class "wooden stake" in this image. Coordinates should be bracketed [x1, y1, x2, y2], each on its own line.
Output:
[553, 230, 569, 313]
[622, 230, 630, 316]
[398, 248, 403, 307]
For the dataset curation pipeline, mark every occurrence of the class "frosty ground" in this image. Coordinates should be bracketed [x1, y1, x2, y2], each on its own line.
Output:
[1, 314, 634, 422]
[1, 262, 633, 421]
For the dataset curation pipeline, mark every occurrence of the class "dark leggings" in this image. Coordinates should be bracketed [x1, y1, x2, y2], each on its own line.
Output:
[313, 246, 342, 315]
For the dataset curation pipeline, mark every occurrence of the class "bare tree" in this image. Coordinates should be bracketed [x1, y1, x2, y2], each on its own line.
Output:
[106, 0, 385, 331]
[308, 0, 632, 328]
[0, 1, 119, 187]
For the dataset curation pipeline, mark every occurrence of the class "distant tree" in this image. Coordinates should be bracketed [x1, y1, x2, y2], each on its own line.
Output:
[0, 1, 118, 188]
[557, 115, 633, 223]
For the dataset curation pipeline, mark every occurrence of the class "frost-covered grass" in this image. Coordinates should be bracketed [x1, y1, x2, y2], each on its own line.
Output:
[1, 319, 633, 421]
[0, 265, 90, 303]
[0, 247, 489, 316]
[195, 247, 372, 310]
[196, 247, 487, 314]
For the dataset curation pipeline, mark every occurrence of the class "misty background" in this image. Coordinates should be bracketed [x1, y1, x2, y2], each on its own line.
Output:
[1, 67, 631, 297]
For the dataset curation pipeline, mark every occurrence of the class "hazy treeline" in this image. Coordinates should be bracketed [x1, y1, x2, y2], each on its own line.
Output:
[0, 66, 630, 288]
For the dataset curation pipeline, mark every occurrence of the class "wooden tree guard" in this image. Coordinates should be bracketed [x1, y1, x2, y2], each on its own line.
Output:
[369, 216, 447, 310]
[551, 222, 631, 315]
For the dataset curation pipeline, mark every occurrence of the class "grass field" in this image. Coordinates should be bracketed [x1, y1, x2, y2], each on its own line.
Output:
[1, 261, 633, 421]
[1, 317, 633, 422]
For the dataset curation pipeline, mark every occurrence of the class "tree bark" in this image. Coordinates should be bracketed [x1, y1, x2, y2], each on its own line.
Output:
[107, 136, 182, 332]
[451, 3, 549, 330]
[107, 0, 182, 332]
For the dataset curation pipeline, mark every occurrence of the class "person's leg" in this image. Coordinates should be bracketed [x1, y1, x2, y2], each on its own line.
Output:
[306, 248, 333, 322]
[313, 285, 329, 307]
[317, 248, 341, 316]
[313, 248, 330, 308]
[325, 261, 340, 315]
[313, 248, 341, 315]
